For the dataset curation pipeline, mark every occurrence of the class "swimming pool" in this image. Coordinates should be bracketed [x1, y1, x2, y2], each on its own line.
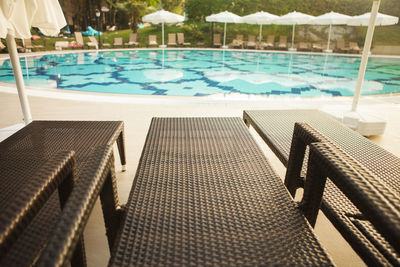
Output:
[0, 49, 399, 97]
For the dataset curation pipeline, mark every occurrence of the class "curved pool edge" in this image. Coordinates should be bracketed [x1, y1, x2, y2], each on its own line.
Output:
[1, 81, 399, 106]
[2, 47, 400, 60]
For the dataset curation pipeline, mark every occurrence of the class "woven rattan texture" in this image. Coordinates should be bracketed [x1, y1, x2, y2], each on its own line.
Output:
[243, 109, 400, 265]
[110, 117, 333, 266]
[36, 145, 116, 266]
[0, 121, 124, 265]
[0, 121, 123, 174]
[0, 151, 75, 264]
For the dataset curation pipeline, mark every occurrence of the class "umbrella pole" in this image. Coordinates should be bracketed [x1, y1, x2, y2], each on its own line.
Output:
[6, 34, 32, 125]
[259, 24, 262, 43]
[223, 22, 227, 48]
[162, 22, 165, 47]
[291, 24, 295, 49]
[327, 24, 332, 51]
[351, 0, 380, 112]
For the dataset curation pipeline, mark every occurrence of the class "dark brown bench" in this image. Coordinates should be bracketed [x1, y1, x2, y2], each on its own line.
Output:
[0, 121, 126, 266]
[243, 109, 400, 266]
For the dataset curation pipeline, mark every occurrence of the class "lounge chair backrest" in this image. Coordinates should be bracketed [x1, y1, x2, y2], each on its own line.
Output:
[129, 33, 137, 43]
[236, 34, 243, 41]
[149, 35, 157, 45]
[279, 36, 287, 44]
[349, 42, 358, 49]
[213, 34, 221, 44]
[168, 33, 176, 43]
[177, 33, 184, 44]
[75, 32, 84, 46]
[267, 35, 275, 44]
[299, 42, 308, 49]
[24, 38, 32, 48]
[114, 37, 123, 45]
[88, 36, 98, 45]
[336, 39, 345, 48]
[248, 35, 256, 42]
[313, 42, 322, 47]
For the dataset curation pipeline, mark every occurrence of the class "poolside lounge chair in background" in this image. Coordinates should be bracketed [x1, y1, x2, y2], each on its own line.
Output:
[87, 36, 99, 49]
[74, 32, 86, 48]
[298, 42, 311, 51]
[277, 36, 288, 50]
[349, 42, 361, 54]
[213, 34, 222, 47]
[230, 34, 244, 48]
[55, 41, 69, 51]
[113, 37, 123, 48]
[177, 33, 191, 46]
[167, 33, 177, 46]
[312, 42, 323, 52]
[246, 35, 257, 49]
[107, 25, 117, 31]
[148, 35, 158, 47]
[23, 38, 44, 52]
[335, 39, 349, 53]
[125, 33, 139, 47]
[260, 35, 275, 50]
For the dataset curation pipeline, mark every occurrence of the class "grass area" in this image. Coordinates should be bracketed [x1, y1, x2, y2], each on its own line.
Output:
[1, 23, 399, 52]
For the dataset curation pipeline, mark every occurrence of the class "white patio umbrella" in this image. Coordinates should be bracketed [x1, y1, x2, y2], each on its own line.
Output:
[311, 11, 351, 53]
[242, 11, 279, 43]
[142, 10, 184, 48]
[273, 11, 315, 51]
[0, 0, 66, 124]
[347, 11, 398, 26]
[206, 11, 243, 49]
[347, 5, 398, 113]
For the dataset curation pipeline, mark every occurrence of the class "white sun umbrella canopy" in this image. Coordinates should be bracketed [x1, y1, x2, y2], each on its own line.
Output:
[142, 10, 184, 48]
[0, 0, 67, 124]
[242, 11, 279, 43]
[347, 12, 398, 26]
[273, 11, 315, 51]
[311, 11, 351, 52]
[206, 11, 243, 49]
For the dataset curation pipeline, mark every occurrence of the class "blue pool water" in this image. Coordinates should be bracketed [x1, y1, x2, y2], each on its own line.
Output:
[0, 49, 399, 97]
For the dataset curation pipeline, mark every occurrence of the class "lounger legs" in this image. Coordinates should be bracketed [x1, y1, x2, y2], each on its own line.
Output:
[117, 131, 127, 171]
[285, 123, 322, 197]
[99, 160, 121, 251]
[284, 133, 307, 197]
[70, 238, 87, 267]
[58, 163, 87, 267]
[299, 146, 328, 227]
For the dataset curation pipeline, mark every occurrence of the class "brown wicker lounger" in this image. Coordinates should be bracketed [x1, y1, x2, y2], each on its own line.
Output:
[36, 145, 120, 266]
[107, 117, 399, 266]
[0, 121, 126, 265]
[243, 109, 400, 266]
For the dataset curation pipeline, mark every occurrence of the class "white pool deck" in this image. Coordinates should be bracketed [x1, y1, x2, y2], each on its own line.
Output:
[1, 49, 400, 266]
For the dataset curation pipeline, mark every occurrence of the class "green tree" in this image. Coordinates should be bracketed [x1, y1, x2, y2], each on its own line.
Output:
[159, 0, 183, 14]
[117, 0, 158, 32]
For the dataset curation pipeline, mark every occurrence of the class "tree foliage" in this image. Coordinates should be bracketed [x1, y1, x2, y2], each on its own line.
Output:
[60, 0, 400, 31]
[185, 0, 399, 21]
